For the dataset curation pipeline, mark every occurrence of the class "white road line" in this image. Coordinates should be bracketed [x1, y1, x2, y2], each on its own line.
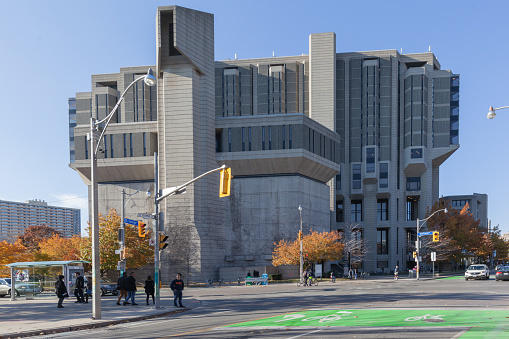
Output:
[451, 328, 470, 338]
[286, 329, 322, 339]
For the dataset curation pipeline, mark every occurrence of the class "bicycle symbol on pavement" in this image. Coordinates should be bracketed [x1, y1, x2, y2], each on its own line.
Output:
[275, 311, 354, 324]
[405, 314, 445, 322]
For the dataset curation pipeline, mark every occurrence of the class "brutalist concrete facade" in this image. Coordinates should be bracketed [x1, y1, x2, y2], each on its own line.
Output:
[69, 5, 459, 280]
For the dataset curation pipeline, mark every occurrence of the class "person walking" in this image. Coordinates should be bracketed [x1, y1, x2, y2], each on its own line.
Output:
[330, 271, 336, 283]
[302, 270, 308, 286]
[144, 276, 155, 305]
[84, 276, 92, 303]
[117, 272, 128, 305]
[125, 272, 138, 305]
[394, 265, 399, 280]
[55, 275, 68, 308]
[170, 273, 185, 308]
[74, 272, 85, 303]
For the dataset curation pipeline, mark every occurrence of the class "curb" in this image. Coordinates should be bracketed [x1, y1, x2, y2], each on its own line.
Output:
[2, 308, 189, 339]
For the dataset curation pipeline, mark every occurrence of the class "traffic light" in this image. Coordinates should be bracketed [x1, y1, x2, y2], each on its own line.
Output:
[298, 230, 302, 241]
[433, 231, 439, 242]
[413, 251, 417, 258]
[138, 221, 147, 238]
[159, 234, 168, 251]
[219, 167, 232, 197]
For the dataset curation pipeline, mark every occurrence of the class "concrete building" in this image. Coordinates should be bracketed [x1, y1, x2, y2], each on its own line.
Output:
[0, 199, 81, 242]
[442, 193, 488, 228]
[69, 6, 459, 280]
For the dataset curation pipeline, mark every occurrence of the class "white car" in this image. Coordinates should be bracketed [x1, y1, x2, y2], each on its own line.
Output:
[465, 264, 490, 280]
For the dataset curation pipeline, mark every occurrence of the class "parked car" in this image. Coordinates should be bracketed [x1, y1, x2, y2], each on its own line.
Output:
[495, 266, 509, 281]
[0, 278, 42, 297]
[100, 283, 118, 296]
[465, 264, 490, 280]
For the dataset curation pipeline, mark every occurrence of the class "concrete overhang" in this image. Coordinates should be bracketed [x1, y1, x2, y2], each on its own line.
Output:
[70, 157, 154, 185]
[216, 149, 339, 183]
[432, 144, 459, 167]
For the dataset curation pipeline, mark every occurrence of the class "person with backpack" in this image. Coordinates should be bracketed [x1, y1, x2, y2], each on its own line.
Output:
[74, 272, 85, 303]
[144, 276, 155, 305]
[170, 273, 185, 308]
[55, 275, 68, 308]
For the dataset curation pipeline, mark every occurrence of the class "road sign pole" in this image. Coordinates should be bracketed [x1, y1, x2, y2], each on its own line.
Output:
[416, 218, 420, 280]
[154, 152, 161, 309]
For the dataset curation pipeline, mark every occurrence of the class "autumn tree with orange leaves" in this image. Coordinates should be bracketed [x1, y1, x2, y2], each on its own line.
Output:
[38, 235, 83, 261]
[272, 230, 344, 269]
[0, 240, 33, 276]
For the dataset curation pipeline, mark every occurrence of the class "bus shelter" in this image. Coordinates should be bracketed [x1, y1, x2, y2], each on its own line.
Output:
[5, 260, 89, 301]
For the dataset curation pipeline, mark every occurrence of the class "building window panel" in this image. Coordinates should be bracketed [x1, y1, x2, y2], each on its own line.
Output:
[377, 199, 389, 221]
[241, 127, 245, 151]
[406, 177, 421, 191]
[351, 200, 363, 222]
[379, 163, 388, 189]
[352, 164, 362, 189]
[366, 147, 375, 173]
[228, 128, 232, 152]
[377, 228, 388, 255]
[406, 197, 419, 221]
[336, 200, 344, 222]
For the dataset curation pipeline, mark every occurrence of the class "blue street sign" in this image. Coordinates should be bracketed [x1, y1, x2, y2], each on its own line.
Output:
[418, 231, 433, 236]
[124, 218, 139, 226]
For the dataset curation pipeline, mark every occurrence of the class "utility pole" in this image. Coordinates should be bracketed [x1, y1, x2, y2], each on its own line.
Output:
[90, 117, 101, 319]
[119, 190, 126, 276]
[298, 205, 303, 285]
[153, 152, 161, 309]
[416, 218, 420, 280]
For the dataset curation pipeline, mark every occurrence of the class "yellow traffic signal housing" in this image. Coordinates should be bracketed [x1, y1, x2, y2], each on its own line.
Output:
[433, 231, 439, 242]
[138, 221, 147, 238]
[219, 167, 232, 197]
[412, 251, 417, 258]
[298, 230, 302, 241]
[159, 234, 169, 251]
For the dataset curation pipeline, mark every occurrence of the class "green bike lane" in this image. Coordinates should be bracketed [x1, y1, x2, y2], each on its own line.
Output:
[226, 309, 509, 338]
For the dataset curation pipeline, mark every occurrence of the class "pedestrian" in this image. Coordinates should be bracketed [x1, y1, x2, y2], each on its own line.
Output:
[74, 272, 85, 303]
[55, 275, 68, 308]
[125, 272, 138, 305]
[394, 265, 399, 280]
[302, 270, 308, 286]
[117, 272, 128, 305]
[330, 271, 336, 283]
[144, 275, 155, 305]
[348, 268, 353, 279]
[84, 276, 92, 303]
[170, 273, 185, 308]
[246, 271, 251, 278]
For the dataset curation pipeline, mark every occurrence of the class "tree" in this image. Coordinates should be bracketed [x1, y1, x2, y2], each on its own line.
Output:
[341, 224, 368, 271]
[272, 230, 344, 269]
[164, 225, 200, 285]
[81, 209, 153, 276]
[18, 225, 61, 252]
[0, 240, 33, 276]
[38, 235, 83, 261]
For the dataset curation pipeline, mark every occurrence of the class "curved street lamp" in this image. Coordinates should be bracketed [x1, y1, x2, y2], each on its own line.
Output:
[90, 68, 155, 320]
[487, 105, 509, 119]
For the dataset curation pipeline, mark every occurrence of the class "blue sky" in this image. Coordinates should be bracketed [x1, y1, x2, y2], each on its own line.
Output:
[0, 0, 507, 234]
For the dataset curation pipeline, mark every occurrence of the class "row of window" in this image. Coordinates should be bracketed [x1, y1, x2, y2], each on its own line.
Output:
[336, 197, 419, 223]
[84, 133, 148, 159]
[350, 163, 419, 191]
[336, 228, 389, 255]
[226, 125, 293, 152]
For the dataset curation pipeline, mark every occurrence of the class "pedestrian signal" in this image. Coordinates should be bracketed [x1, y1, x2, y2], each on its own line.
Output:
[219, 167, 232, 197]
[433, 231, 439, 242]
[159, 234, 169, 251]
[138, 221, 147, 238]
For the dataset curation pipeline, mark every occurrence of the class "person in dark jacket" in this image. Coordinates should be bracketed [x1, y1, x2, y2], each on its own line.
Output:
[74, 272, 85, 303]
[117, 273, 128, 305]
[124, 272, 138, 306]
[144, 276, 155, 305]
[170, 273, 185, 308]
[55, 275, 68, 308]
[84, 276, 92, 303]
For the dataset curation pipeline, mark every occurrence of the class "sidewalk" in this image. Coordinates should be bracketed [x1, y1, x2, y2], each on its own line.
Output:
[0, 290, 197, 338]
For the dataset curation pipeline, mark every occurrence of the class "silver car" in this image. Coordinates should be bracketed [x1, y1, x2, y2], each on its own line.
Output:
[0, 278, 42, 296]
[465, 264, 490, 280]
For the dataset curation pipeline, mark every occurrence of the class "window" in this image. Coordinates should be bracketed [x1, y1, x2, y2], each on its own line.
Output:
[142, 132, 146, 156]
[366, 147, 375, 173]
[351, 200, 362, 222]
[352, 164, 361, 189]
[411, 148, 423, 159]
[269, 65, 283, 114]
[223, 68, 239, 116]
[336, 200, 344, 222]
[282, 125, 286, 149]
[268, 126, 272, 150]
[104, 135, 108, 158]
[336, 173, 341, 191]
[262, 127, 266, 150]
[379, 163, 388, 189]
[110, 134, 114, 158]
[377, 229, 388, 255]
[377, 199, 389, 221]
[129, 133, 133, 157]
[84, 136, 88, 159]
[228, 128, 232, 152]
[289, 125, 293, 149]
[123, 134, 127, 157]
[241, 127, 245, 151]
[406, 177, 421, 191]
[248, 127, 252, 151]
[406, 196, 418, 221]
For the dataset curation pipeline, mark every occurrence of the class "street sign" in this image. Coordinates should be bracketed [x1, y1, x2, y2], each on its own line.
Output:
[124, 218, 138, 226]
[431, 252, 436, 262]
[418, 231, 433, 236]
[137, 213, 154, 219]
[493, 250, 497, 258]
[115, 249, 121, 254]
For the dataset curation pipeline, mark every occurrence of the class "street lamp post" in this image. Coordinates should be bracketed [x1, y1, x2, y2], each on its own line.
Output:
[298, 205, 303, 285]
[89, 68, 156, 319]
[416, 208, 448, 280]
[487, 105, 509, 119]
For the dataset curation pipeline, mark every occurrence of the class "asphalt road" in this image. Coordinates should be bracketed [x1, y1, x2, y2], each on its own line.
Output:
[41, 276, 509, 338]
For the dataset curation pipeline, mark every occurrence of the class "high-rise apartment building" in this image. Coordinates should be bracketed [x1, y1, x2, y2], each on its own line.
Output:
[69, 6, 459, 280]
[0, 199, 81, 242]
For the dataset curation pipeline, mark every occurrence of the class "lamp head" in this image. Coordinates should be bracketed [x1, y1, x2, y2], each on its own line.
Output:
[487, 106, 496, 119]
[144, 68, 156, 87]
[444, 208, 448, 214]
